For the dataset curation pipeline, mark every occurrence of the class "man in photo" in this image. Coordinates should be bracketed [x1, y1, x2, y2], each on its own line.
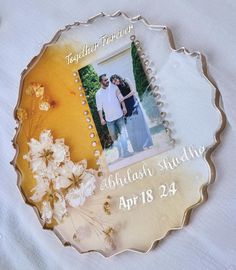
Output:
[95, 74, 131, 159]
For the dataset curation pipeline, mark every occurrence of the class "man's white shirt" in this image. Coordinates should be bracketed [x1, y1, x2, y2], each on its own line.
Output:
[95, 85, 123, 122]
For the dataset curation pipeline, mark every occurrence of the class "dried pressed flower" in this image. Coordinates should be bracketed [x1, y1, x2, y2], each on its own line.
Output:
[57, 160, 96, 207]
[34, 86, 44, 98]
[16, 108, 27, 122]
[104, 227, 114, 236]
[32, 82, 44, 97]
[25, 85, 35, 96]
[103, 227, 116, 250]
[25, 130, 97, 224]
[39, 101, 50, 111]
[103, 201, 111, 215]
[23, 130, 70, 173]
[25, 82, 44, 97]
[35, 183, 67, 224]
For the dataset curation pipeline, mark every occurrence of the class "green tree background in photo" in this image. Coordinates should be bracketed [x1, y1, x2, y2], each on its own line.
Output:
[78, 65, 112, 149]
[131, 41, 160, 122]
[131, 41, 150, 98]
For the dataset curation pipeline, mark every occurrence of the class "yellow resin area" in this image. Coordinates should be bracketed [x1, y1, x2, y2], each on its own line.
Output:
[15, 44, 102, 212]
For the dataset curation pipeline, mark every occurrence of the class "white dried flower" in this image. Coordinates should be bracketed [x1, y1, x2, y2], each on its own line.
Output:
[57, 160, 96, 207]
[25, 130, 97, 224]
[23, 130, 69, 174]
[39, 101, 50, 111]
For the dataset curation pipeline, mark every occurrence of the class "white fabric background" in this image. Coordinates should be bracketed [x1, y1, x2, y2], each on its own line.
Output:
[0, 0, 235, 269]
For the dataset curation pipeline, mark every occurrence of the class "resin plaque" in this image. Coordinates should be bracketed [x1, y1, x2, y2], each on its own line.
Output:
[13, 12, 225, 256]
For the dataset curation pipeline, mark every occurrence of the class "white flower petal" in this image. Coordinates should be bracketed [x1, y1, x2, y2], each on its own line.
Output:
[41, 201, 53, 223]
[30, 158, 46, 172]
[56, 161, 73, 178]
[65, 187, 86, 207]
[24, 130, 71, 178]
[72, 163, 85, 177]
[30, 177, 50, 202]
[28, 139, 43, 155]
[23, 153, 30, 161]
[53, 176, 71, 190]
[63, 160, 74, 172]
[81, 172, 96, 197]
[39, 130, 53, 146]
[51, 143, 69, 164]
[53, 194, 67, 222]
[83, 171, 96, 184]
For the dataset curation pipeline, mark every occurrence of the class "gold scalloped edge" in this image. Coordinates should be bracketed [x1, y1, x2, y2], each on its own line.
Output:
[11, 10, 226, 258]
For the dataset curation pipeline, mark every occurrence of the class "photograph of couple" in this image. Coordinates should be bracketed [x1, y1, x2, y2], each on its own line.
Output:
[78, 42, 172, 171]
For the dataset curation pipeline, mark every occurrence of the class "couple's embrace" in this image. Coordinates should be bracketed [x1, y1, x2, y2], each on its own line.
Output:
[95, 74, 153, 161]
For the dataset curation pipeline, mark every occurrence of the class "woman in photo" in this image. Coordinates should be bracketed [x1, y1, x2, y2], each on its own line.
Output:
[110, 74, 153, 152]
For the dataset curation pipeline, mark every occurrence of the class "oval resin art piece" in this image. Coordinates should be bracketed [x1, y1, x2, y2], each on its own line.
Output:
[13, 12, 225, 256]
